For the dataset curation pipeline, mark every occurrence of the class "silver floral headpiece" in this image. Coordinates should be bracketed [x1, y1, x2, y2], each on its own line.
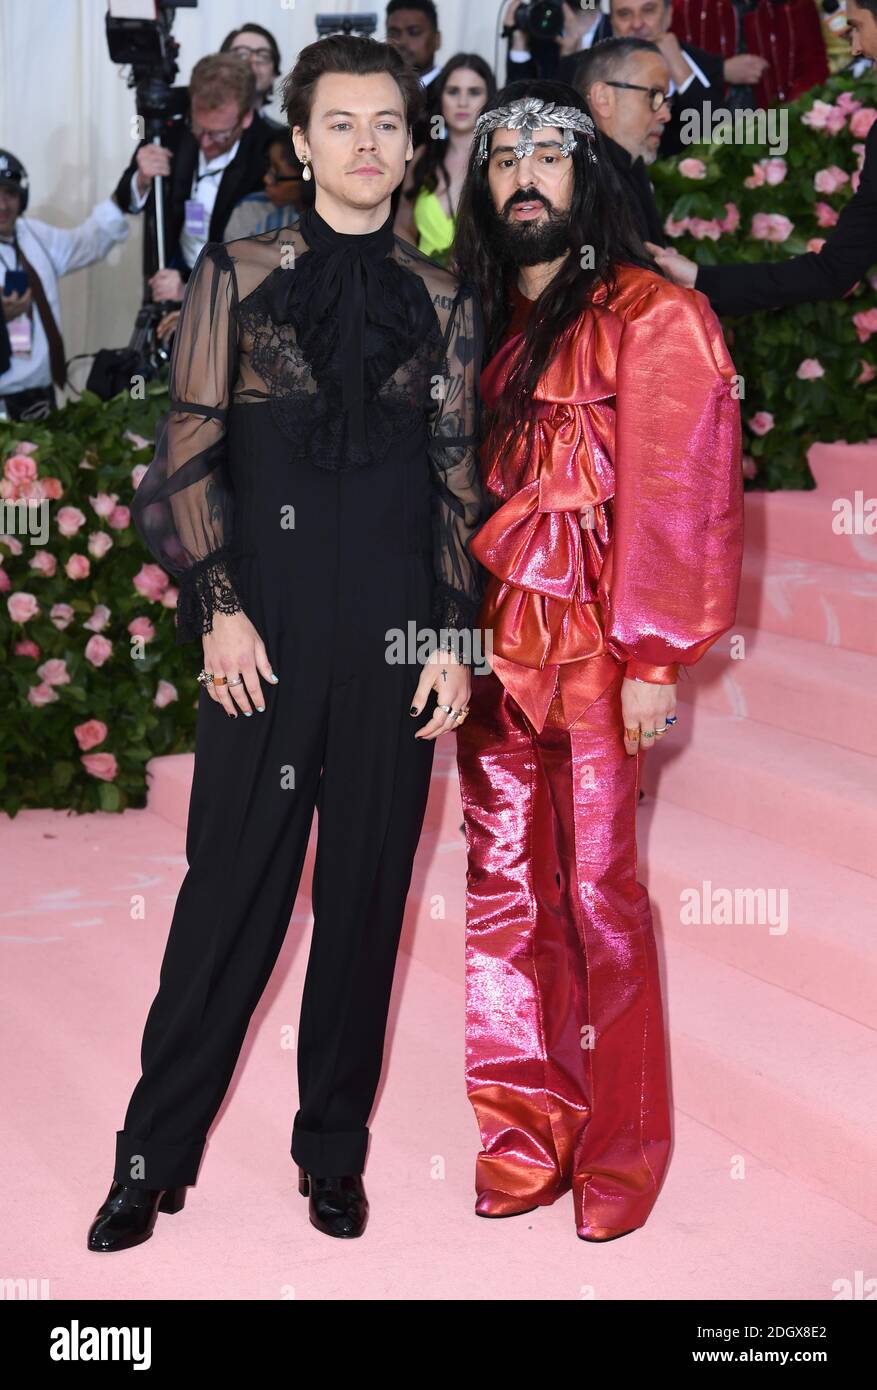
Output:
[474, 97, 597, 165]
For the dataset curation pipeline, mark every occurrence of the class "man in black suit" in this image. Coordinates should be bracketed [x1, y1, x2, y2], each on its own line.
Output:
[576, 37, 672, 247]
[646, 0, 877, 315]
[607, 0, 728, 157]
[114, 53, 277, 304]
[385, 0, 444, 148]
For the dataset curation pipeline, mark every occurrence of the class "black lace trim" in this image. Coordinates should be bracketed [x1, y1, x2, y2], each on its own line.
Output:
[238, 255, 449, 472]
[174, 544, 243, 645]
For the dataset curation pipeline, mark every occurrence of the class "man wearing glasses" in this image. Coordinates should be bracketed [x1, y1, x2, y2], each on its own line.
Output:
[575, 37, 674, 248]
[114, 53, 280, 305]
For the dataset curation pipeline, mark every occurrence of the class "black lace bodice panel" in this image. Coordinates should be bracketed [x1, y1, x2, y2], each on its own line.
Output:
[130, 216, 488, 652]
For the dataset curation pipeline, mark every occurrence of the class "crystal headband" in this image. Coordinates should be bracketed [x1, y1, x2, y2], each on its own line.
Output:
[474, 97, 598, 165]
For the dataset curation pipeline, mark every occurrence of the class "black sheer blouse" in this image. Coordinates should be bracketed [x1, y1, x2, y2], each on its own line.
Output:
[131, 203, 487, 652]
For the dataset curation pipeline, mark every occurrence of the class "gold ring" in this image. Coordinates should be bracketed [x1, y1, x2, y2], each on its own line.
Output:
[624, 726, 640, 740]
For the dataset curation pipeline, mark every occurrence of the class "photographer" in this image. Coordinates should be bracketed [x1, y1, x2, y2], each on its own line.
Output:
[0, 150, 129, 421]
[114, 53, 277, 305]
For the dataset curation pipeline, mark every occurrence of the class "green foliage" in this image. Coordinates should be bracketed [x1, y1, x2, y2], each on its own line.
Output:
[0, 383, 201, 815]
[650, 73, 877, 490]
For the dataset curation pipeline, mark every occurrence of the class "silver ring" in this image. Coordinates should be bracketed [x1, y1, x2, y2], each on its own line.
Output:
[197, 669, 214, 686]
[437, 703, 453, 714]
[227, 676, 244, 687]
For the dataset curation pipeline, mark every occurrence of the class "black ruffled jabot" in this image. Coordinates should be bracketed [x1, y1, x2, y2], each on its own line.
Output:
[261, 203, 427, 447]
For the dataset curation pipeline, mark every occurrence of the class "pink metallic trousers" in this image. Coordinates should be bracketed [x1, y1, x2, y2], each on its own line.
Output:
[455, 666, 672, 1239]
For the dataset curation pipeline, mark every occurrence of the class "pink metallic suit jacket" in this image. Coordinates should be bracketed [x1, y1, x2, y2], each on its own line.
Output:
[471, 263, 745, 734]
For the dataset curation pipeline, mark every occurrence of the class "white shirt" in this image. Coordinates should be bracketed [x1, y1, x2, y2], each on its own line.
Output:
[129, 138, 241, 270]
[420, 63, 443, 88]
[0, 197, 129, 394]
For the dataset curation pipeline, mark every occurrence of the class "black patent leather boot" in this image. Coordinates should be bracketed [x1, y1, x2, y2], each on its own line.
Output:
[298, 1166, 368, 1238]
[87, 1180, 187, 1252]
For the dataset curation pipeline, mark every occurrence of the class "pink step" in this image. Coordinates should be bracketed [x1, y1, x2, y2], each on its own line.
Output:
[662, 936, 877, 1225]
[639, 707, 877, 877]
[639, 799, 877, 1027]
[736, 550, 877, 656]
[807, 438, 877, 495]
[745, 489, 877, 570]
[399, 793, 877, 1028]
[678, 625, 877, 755]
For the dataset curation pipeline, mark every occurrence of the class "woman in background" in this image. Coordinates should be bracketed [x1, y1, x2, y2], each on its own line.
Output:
[394, 53, 495, 266]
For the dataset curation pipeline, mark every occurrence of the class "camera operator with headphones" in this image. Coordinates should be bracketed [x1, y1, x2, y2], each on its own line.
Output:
[0, 150, 130, 422]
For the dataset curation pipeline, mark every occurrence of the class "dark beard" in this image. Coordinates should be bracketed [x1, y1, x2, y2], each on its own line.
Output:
[486, 192, 572, 267]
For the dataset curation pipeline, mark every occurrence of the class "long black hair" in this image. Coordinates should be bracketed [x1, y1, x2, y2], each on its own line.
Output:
[404, 53, 497, 208]
[452, 79, 662, 466]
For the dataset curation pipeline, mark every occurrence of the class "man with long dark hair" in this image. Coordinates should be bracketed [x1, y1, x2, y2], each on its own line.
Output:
[452, 80, 744, 1240]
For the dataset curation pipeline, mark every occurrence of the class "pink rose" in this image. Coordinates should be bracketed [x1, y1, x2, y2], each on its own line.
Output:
[796, 358, 825, 380]
[74, 719, 108, 752]
[128, 616, 156, 642]
[29, 550, 57, 577]
[751, 213, 793, 243]
[84, 604, 112, 633]
[161, 585, 179, 610]
[0, 567, 10, 593]
[154, 679, 179, 709]
[0, 533, 23, 555]
[56, 506, 87, 537]
[814, 202, 840, 229]
[84, 634, 113, 667]
[7, 591, 40, 622]
[12, 440, 39, 455]
[14, 639, 40, 658]
[718, 202, 740, 233]
[81, 752, 118, 782]
[28, 682, 58, 707]
[133, 563, 170, 602]
[744, 163, 766, 189]
[124, 430, 151, 451]
[742, 455, 758, 481]
[87, 531, 113, 558]
[762, 158, 788, 185]
[4, 453, 37, 484]
[14, 477, 47, 500]
[835, 92, 862, 115]
[806, 237, 827, 253]
[131, 463, 149, 489]
[90, 492, 119, 519]
[853, 308, 877, 343]
[664, 214, 690, 238]
[852, 171, 862, 194]
[37, 658, 70, 686]
[856, 360, 876, 385]
[814, 165, 850, 194]
[688, 218, 722, 241]
[65, 553, 91, 581]
[802, 100, 835, 130]
[748, 412, 775, 436]
[42, 477, 64, 500]
[50, 602, 75, 629]
[678, 158, 707, 179]
[108, 505, 130, 530]
[850, 107, 877, 139]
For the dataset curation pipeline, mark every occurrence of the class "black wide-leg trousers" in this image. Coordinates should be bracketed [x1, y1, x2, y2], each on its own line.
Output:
[114, 622, 436, 1190]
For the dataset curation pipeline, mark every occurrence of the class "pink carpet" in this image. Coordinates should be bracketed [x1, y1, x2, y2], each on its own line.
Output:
[3, 439, 876, 1298]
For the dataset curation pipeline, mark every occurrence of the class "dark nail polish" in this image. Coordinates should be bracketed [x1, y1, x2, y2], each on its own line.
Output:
[409, 706, 418, 715]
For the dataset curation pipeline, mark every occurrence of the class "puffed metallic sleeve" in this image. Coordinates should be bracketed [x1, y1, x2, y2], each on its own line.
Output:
[604, 281, 744, 680]
[130, 240, 243, 645]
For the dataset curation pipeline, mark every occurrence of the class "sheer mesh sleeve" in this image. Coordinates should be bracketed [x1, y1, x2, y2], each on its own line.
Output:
[426, 282, 488, 663]
[130, 240, 243, 645]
